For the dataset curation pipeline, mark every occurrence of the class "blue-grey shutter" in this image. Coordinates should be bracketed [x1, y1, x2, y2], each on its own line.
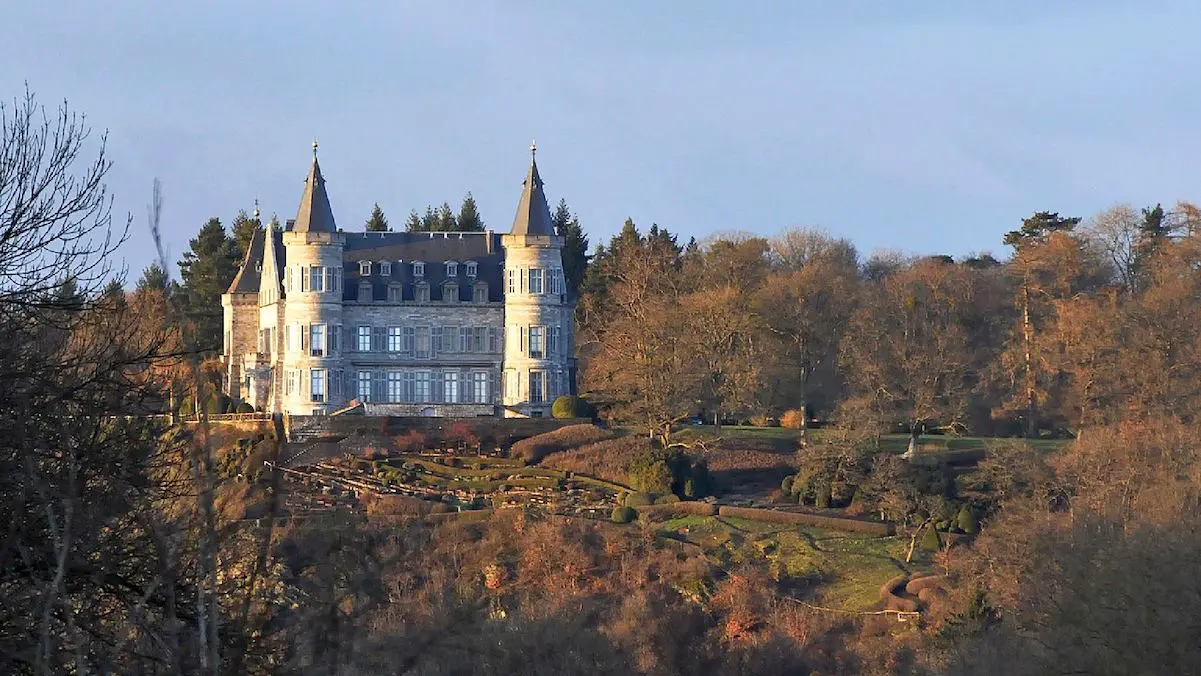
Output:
[372, 371, 386, 403]
[431, 369, 443, 403]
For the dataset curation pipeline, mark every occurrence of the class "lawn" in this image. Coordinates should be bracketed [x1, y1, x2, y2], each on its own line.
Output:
[653, 514, 934, 610]
[677, 425, 1069, 455]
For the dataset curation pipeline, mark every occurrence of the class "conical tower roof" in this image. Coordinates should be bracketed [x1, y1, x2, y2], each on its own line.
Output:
[509, 142, 556, 236]
[292, 142, 337, 233]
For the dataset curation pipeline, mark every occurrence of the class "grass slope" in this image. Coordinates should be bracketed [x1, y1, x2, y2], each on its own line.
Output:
[653, 514, 932, 611]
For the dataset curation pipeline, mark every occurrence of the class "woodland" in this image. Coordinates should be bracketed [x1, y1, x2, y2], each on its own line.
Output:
[4, 89, 1201, 675]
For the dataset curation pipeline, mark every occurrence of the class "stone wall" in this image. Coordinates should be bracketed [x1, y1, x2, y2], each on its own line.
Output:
[222, 292, 259, 401]
[286, 414, 592, 447]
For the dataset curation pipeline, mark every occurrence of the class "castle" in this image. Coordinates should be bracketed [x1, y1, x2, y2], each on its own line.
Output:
[221, 143, 575, 417]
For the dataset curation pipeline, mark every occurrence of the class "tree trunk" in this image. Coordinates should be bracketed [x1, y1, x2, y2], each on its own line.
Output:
[1022, 281, 1037, 438]
[905, 519, 932, 564]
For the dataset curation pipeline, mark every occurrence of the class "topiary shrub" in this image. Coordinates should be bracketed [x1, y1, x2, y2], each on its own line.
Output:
[920, 525, 943, 552]
[654, 494, 681, 505]
[781, 475, 794, 494]
[814, 482, 832, 509]
[236, 401, 254, 413]
[956, 506, 979, 535]
[611, 506, 636, 523]
[551, 395, 596, 420]
[624, 491, 653, 507]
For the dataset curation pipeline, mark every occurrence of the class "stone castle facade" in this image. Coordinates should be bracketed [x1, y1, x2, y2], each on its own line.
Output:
[221, 145, 575, 417]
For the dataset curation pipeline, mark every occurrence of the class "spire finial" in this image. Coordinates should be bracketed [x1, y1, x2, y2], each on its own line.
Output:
[253, 198, 261, 220]
[530, 139, 537, 160]
[312, 139, 319, 157]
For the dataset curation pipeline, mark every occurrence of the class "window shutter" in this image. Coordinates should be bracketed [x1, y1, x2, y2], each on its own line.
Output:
[372, 371, 385, 403]
[346, 326, 355, 352]
[519, 327, 527, 355]
[431, 327, 442, 357]
[431, 370, 443, 403]
[489, 327, 499, 353]
[300, 324, 307, 352]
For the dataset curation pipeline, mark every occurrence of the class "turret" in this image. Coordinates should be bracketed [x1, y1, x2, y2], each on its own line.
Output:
[279, 142, 347, 414]
[502, 143, 573, 417]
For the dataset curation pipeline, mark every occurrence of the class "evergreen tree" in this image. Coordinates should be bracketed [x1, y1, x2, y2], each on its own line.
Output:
[366, 202, 390, 232]
[551, 199, 589, 294]
[457, 192, 485, 231]
[437, 202, 458, 231]
[101, 279, 126, 306]
[404, 210, 424, 232]
[1003, 211, 1081, 250]
[136, 263, 170, 292]
[230, 209, 260, 262]
[178, 217, 238, 352]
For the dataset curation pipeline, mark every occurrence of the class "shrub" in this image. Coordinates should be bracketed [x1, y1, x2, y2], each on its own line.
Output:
[509, 424, 613, 464]
[611, 506, 636, 523]
[629, 453, 675, 493]
[540, 436, 647, 485]
[629, 448, 713, 498]
[956, 506, 979, 535]
[749, 415, 778, 427]
[236, 401, 254, 413]
[624, 491, 653, 507]
[780, 476, 794, 494]
[780, 408, 806, 430]
[444, 421, 479, 449]
[551, 395, 596, 420]
[654, 494, 681, 505]
[393, 430, 428, 453]
[814, 482, 831, 509]
[920, 525, 942, 552]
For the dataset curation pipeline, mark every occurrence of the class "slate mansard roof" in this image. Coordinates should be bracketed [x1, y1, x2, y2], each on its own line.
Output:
[343, 231, 504, 302]
[226, 144, 552, 302]
[225, 228, 504, 302]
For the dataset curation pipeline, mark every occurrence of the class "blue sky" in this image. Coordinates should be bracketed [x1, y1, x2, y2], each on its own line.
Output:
[3, 1, 1199, 279]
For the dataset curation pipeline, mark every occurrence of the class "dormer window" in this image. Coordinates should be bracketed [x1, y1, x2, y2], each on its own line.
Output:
[473, 282, 488, 303]
[380, 261, 392, 276]
[414, 282, 430, 303]
[465, 261, 478, 278]
[359, 261, 371, 276]
[413, 261, 425, 277]
[443, 282, 458, 303]
[446, 261, 458, 277]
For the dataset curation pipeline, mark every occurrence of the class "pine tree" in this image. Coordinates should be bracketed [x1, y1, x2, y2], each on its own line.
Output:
[178, 217, 239, 352]
[437, 202, 458, 231]
[404, 210, 424, 232]
[136, 263, 170, 292]
[230, 209, 261, 262]
[457, 192, 485, 231]
[366, 202, 390, 232]
[551, 199, 589, 294]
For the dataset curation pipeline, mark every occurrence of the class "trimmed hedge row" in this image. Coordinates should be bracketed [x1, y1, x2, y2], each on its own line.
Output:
[905, 575, 948, 596]
[715, 506, 895, 535]
[632, 501, 719, 518]
[879, 574, 918, 613]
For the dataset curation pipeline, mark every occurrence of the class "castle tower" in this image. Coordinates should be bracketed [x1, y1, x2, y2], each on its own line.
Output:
[502, 143, 573, 417]
[279, 142, 347, 414]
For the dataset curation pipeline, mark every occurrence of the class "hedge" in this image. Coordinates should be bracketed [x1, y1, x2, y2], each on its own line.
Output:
[632, 501, 718, 518]
[716, 506, 895, 535]
[905, 575, 948, 596]
[611, 506, 636, 523]
[509, 424, 613, 464]
[624, 491, 653, 507]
